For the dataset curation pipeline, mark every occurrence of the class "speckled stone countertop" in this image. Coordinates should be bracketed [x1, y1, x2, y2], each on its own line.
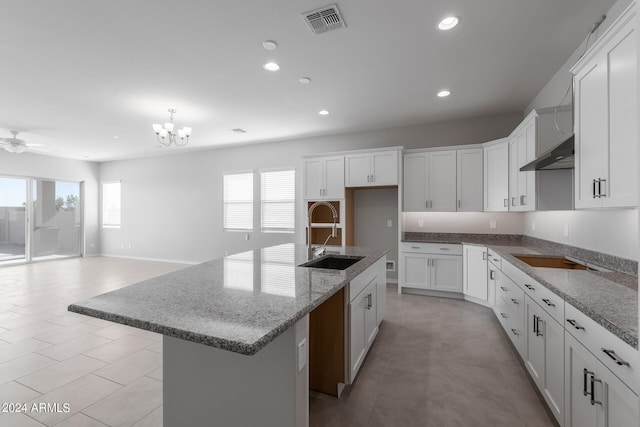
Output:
[69, 244, 388, 355]
[402, 232, 638, 349]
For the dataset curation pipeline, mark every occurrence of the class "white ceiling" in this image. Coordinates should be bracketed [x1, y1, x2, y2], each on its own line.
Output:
[1, 0, 616, 162]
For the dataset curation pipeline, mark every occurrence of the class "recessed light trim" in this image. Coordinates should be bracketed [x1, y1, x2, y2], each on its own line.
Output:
[318, 110, 330, 116]
[263, 62, 280, 71]
[232, 128, 247, 134]
[438, 16, 459, 30]
[262, 40, 278, 50]
[437, 90, 451, 98]
[299, 77, 312, 84]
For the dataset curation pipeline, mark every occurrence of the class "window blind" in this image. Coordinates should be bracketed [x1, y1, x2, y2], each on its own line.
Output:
[261, 169, 295, 233]
[102, 182, 121, 227]
[223, 173, 253, 231]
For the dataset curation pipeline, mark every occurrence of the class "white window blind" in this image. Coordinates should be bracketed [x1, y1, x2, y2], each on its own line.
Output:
[102, 182, 121, 228]
[261, 169, 295, 233]
[224, 172, 253, 231]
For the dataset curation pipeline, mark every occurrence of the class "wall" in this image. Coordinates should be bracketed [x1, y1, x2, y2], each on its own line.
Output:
[403, 212, 525, 235]
[522, 0, 636, 260]
[99, 112, 521, 263]
[353, 188, 399, 281]
[0, 150, 100, 256]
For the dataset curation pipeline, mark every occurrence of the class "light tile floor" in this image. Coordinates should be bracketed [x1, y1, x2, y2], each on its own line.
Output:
[0, 257, 556, 426]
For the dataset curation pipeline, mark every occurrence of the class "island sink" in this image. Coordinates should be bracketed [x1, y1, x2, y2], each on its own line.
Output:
[299, 255, 364, 270]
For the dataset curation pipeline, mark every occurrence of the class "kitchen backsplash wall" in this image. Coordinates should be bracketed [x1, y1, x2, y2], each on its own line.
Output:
[402, 212, 524, 234]
[523, 210, 638, 261]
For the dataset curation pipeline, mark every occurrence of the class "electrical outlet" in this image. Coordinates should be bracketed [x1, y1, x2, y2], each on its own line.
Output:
[532, 222, 536, 231]
[418, 219, 424, 228]
[563, 224, 569, 237]
[297, 338, 307, 373]
[489, 220, 497, 229]
[386, 220, 392, 227]
[245, 233, 250, 241]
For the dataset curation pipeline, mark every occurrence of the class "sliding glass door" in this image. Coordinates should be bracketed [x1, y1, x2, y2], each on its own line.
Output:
[0, 176, 82, 265]
[0, 177, 27, 264]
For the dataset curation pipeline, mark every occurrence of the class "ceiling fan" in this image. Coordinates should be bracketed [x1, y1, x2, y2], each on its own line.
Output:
[0, 131, 46, 154]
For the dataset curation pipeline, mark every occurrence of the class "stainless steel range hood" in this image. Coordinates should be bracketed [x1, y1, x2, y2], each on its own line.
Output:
[520, 134, 574, 171]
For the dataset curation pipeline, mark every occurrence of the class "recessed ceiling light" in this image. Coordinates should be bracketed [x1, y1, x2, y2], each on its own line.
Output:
[438, 16, 459, 30]
[263, 62, 280, 71]
[437, 90, 451, 98]
[299, 77, 312, 84]
[262, 40, 278, 50]
[319, 110, 330, 116]
[232, 128, 247, 134]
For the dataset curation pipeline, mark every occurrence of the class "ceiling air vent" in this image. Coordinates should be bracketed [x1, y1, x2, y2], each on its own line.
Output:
[303, 4, 346, 35]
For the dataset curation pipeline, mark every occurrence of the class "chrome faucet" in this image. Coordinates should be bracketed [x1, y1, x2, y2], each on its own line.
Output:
[307, 201, 338, 258]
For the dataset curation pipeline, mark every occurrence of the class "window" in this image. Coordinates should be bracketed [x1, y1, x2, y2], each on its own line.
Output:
[261, 169, 295, 233]
[223, 172, 253, 231]
[102, 182, 121, 228]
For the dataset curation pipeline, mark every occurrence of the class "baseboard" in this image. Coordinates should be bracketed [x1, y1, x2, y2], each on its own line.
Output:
[99, 253, 198, 265]
[399, 287, 464, 300]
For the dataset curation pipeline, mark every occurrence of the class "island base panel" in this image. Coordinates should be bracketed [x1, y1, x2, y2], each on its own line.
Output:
[163, 315, 309, 427]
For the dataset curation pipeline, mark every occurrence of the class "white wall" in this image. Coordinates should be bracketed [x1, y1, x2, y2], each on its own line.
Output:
[0, 150, 100, 255]
[522, 0, 637, 259]
[99, 113, 521, 262]
[403, 212, 525, 235]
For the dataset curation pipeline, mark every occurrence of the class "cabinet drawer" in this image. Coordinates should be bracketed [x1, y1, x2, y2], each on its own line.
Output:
[350, 264, 377, 302]
[565, 303, 639, 394]
[496, 271, 524, 303]
[521, 279, 565, 325]
[487, 249, 502, 270]
[400, 242, 462, 255]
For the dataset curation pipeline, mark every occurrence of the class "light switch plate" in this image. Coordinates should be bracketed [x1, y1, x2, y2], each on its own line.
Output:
[563, 224, 569, 237]
[418, 219, 424, 228]
[489, 220, 497, 229]
[386, 220, 392, 227]
[297, 338, 307, 373]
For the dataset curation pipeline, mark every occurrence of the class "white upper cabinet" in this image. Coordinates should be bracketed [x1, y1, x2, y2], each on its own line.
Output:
[456, 148, 483, 211]
[572, 4, 637, 208]
[345, 150, 398, 187]
[428, 150, 457, 211]
[483, 139, 509, 211]
[508, 113, 537, 212]
[303, 156, 345, 199]
[403, 153, 428, 211]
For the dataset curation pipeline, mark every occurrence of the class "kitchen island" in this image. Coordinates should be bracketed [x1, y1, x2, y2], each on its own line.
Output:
[69, 244, 388, 427]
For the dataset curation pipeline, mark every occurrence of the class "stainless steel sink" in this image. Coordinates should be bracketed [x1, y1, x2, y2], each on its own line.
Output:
[299, 255, 364, 270]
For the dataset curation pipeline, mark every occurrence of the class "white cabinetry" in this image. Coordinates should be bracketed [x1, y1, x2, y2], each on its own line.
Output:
[345, 150, 398, 187]
[572, 4, 637, 208]
[508, 114, 536, 212]
[303, 156, 344, 199]
[565, 332, 638, 427]
[462, 245, 488, 303]
[483, 139, 509, 211]
[403, 151, 456, 211]
[399, 243, 462, 293]
[524, 296, 564, 424]
[456, 148, 483, 211]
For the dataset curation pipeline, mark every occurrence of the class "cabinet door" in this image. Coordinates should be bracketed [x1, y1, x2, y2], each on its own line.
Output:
[516, 132, 529, 210]
[598, 362, 639, 427]
[375, 260, 387, 326]
[431, 255, 462, 292]
[574, 55, 608, 209]
[428, 150, 457, 211]
[543, 311, 564, 424]
[565, 333, 599, 427]
[364, 284, 378, 350]
[463, 245, 488, 301]
[349, 291, 367, 381]
[371, 151, 398, 186]
[403, 153, 428, 211]
[604, 19, 637, 208]
[401, 253, 429, 289]
[484, 141, 509, 212]
[324, 157, 345, 199]
[525, 297, 545, 389]
[508, 138, 519, 210]
[457, 149, 483, 211]
[522, 119, 536, 211]
[304, 159, 324, 199]
[345, 153, 370, 187]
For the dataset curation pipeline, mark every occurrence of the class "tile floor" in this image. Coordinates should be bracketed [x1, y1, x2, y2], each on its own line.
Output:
[0, 257, 556, 426]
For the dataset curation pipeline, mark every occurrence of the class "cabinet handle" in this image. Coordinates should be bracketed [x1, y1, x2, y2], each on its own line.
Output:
[511, 328, 520, 336]
[500, 286, 508, 292]
[601, 348, 630, 367]
[458, 200, 461, 209]
[590, 375, 602, 406]
[592, 179, 597, 198]
[583, 369, 591, 397]
[500, 312, 507, 318]
[511, 197, 516, 206]
[535, 316, 543, 337]
[598, 178, 606, 197]
[492, 257, 500, 262]
[411, 246, 421, 250]
[503, 198, 508, 207]
[524, 284, 535, 290]
[439, 247, 450, 251]
[541, 298, 555, 307]
[482, 252, 487, 260]
[430, 200, 433, 208]
[511, 298, 519, 305]
[426, 200, 428, 209]
[490, 270, 496, 280]
[567, 319, 585, 330]
[533, 314, 538, 334]
[520, 195, 526, 206]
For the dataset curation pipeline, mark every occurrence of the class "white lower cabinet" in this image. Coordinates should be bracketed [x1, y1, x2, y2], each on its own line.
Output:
[462, 245, 488, 303]
[524, 296, 564, 424]
[565, 332, 638, 427]
[399, 243, 462, 293]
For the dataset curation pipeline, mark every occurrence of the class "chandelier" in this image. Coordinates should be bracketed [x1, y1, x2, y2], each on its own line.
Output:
[152, 109, 192, 147]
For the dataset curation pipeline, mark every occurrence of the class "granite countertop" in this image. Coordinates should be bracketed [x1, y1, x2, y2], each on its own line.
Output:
[69, 244, 388, 356]
[402, 232, 638, 349]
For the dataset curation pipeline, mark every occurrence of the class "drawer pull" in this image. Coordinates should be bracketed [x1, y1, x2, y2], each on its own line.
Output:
[500, 286, 508, 292]
[492, 257, 500, 262]
[590, 375, 602, 406]
[511, 328, 520, 336]
[541, 298, 555, 307]
[500, 312, 507, 318]
[524, 284, 535, 290]
[411, 246, 421, 250]
[439, 247, 450, 251]
[490, 270, 496, 280]
[583, 368, 591, 397]
[567, 319, 585, 330]
[601, 348, 630, 367]
[510, 298, 519, 305]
